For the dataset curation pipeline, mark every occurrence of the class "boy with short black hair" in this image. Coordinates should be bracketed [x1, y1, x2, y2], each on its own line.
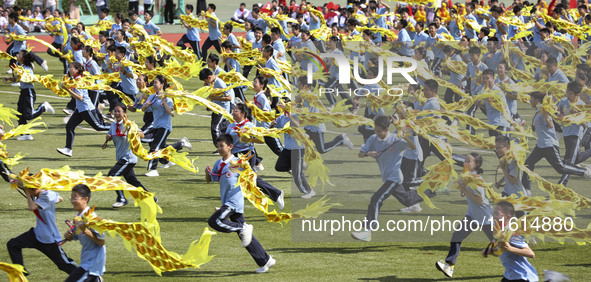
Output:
[490, 201, 538, 282]
[7, 181, 78, 276]
[461, 46, 488, 134]
[199, 68, 232, 149]
[206, 134, 276, 273]
[63, 184, 106, 282]
[177, 4, 201, 58]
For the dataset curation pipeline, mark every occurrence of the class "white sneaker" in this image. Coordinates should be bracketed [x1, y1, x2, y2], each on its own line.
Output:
[145, 170, 159, 177]
[435, 260, 454, 278]
[254, 164, 264, 173]
[6, 69, 12, 74]
[529, 236, 537, 246]
[276, 191, 285, 210]
[400, 203, 422, 213]
[584, 166, 591, 178]
[62, 109, 74, 115]
[239, 224, 253, 247]
[159, 162, 176, 169]
[41, 60, 49, 72]
[301, 190, 316, 199]
[342, 134, 354, 149]
[16, 134, 33, 141]
[42, 101, 55, 114]
[180, 137, 193, 151]
[255, 256, 276, 273]
[351, 230, 371, 242]
[112, 201, 128, 208]
[11, 82, 19, 87]
[56, 147, 72, 157]
[524, 189, 532, 197]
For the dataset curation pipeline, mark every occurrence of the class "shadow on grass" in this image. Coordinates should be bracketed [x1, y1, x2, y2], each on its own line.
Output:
[397, 245, 483, 252]
[562, 263, 591, 267]
[358, 275, 501, 281]
[267, 244, 401, 255]
[106, 270, 255, 278]
[158, 217, 211, 223]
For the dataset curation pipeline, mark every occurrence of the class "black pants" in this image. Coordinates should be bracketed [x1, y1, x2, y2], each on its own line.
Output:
[144, 3, 152, 13]
[255, 177, 282, 202]
[211, 113, 229, 146]
[7, 228, 78, 275]
[65, 109, 111, 149]
[164, 0, 174, 24]
[176, 35, 202, 59]
[444, 87, 462, 104]
[235, 149, 262, 167]
[201, 38, 221, 63]
[501, 277, 529, 282]
[276, 148, 311, 194]
[445, 216, 494, 265]
[264, 136, 283, 156]
[358, 125, 375, 143]
[523, 145, 587, 190]
[108, 159, 149, 202]
[207, 205, 271, 267]
[128, 1, 139, 13]
[489, 126, 510, 137]
[418, 136, 466, 170]
[365, 180, 427, 230]
[304, 129, 343, 154]
[66, 97, 76, 111]
[559, 135, 591, 185]
[47, 42, 68, 74]
[141, 111, 154, 132]
[17, 88, 45, 125]
[106, 82, 121, 112]
[65, 266, 100, 282]
[147, 128, 183, 170]
[243, 65, 254, 78]
[232, 86, 246, 103]
[465, 103, 478, 135]
[401, 157, 434, 192]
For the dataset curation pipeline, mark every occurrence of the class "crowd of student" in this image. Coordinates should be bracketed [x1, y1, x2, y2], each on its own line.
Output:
[4, 0, 591, 280]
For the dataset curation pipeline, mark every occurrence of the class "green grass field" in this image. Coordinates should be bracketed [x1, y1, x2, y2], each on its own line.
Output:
[1, 33, 591, 282]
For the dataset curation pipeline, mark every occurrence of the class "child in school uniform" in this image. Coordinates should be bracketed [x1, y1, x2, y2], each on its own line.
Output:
[7, 181, 78, 276]
[225, 103, 284, 207]
[522, 91, 591, 193]
[226, 103, 264, 171]
[57, 62, 111, 157]
[295, 77, 354, 154]
[351, 115, 425, 242]
[494, 135, 528, 199]
[436, 152, 494, 278]
[199, 68, 232, 150]
[557, 82, 591, 185]
[3, 50, 55, 141]
[252, 75, 283, 156]
[206, 134, 276, 273]
[475, 69, 511, 137]
[273, 100, 315, 198]
[489, 201, 539, 282]
[106, 103, 153, 208]
[460, 46, 489, 135]
[63, 184, 106, 282]
[140, 75, 192, 177]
